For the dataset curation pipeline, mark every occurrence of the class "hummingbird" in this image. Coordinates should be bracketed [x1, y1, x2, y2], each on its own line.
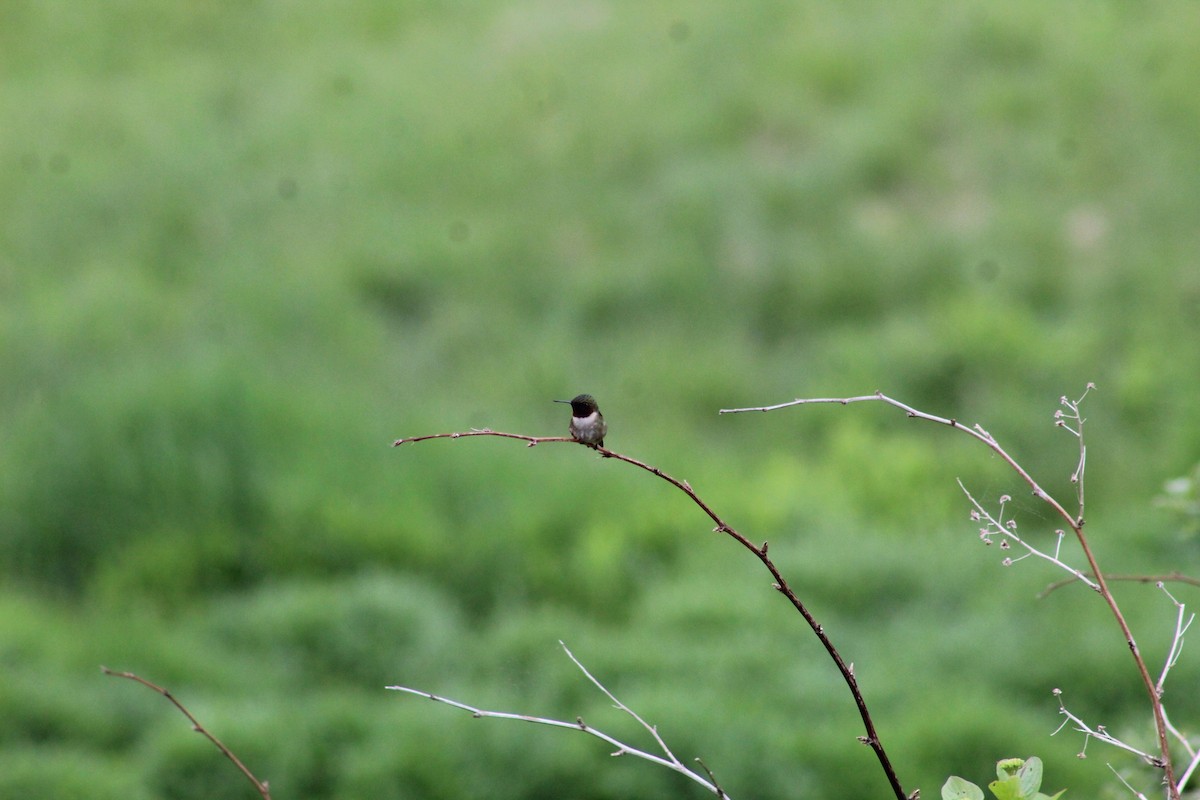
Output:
[554, 394, 606, 448]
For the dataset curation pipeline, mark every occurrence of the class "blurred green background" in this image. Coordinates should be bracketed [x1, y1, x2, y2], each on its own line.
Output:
[3, 2, 1200, 798]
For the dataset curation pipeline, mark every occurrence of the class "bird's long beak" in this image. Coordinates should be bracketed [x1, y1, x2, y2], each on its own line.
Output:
[553, 399, 570, 404]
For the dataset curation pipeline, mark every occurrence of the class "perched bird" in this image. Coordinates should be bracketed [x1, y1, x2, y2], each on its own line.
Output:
[554, 394, 606, 448]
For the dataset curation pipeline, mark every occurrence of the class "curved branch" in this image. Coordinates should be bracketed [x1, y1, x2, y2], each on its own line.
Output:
[102, 667, 271, 799]
[393, 430, 909, 800]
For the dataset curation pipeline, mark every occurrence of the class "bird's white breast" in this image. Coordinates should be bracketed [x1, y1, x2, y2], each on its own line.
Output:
[574, 411, 601, 427]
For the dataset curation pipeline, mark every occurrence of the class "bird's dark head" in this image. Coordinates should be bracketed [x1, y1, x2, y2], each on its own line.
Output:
[554, 394, 600, 417]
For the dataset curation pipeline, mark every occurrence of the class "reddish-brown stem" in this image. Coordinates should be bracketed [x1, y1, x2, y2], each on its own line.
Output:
[393, 430, 910, 800]
[721, 392, 1179, 799]
[393, 429, 576, 448]
[1039, 572, 1200, 600]
[101, 667, 271, 800]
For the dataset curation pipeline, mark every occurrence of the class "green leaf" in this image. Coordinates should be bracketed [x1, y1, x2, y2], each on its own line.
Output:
[942, 776, 985, 800]
[1035, 790, 1066, 800]
[1017, 757, 1044, 797]
[989, 777, 1022, 800]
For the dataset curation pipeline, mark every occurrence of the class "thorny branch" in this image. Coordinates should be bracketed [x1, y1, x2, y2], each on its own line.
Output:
[393, 429, 910, 800]
[720, 386, 1181, 799]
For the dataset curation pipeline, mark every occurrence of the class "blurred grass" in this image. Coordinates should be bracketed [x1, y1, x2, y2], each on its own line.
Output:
[3, 1, 1200, 798]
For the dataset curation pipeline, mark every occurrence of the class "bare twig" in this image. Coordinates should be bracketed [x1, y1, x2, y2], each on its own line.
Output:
[962, 484, 1098, 588]
[1054, 385, 1093, 522]
[1179, 746, 1200, 794]
[1161, 707, 1196, 763]
[1154, 584, 1194, 699]
[101, 667, 271, 799]
[559, 642, 683, 766]
[1109, 764, 1151, 800]
[695, 758, 729, 799]
[1039, 572, 1200, 599]
[1052, 687, 1160, 766]
[720, 387, 1180, 799]
[394, 428, 577, 448]
[387, 642, 730, 798]
[392, 429, 909, 799]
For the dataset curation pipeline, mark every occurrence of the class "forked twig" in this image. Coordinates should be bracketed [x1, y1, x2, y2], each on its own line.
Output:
[1052, 687, 1160, 766]
[101, 667, 271, 799]
[1154, 584, 1194, 700]
[962, 484, 1097, 587]
[560, 641, 682, 765]
[393, 430, 909, 799]
[387, 642, 729, 797]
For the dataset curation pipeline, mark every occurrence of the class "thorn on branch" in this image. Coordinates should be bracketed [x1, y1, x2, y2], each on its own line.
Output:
[760, 541, 769, 554]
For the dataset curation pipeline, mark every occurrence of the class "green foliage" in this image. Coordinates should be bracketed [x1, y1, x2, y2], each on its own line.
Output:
[1156, 463, 1200, 535]
[200, 573, 464, 686]
[944, 757, 1066, 800]
[0, 746, 151, 800]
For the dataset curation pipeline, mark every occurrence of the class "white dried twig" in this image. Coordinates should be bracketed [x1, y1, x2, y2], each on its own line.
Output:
[1107, 764, 1150, 800]
[961, 483, 1098, 589]
[1154, 583, 1194, 698]
[1178, 747, 1200, 794]
[1053, 385, 1093, 517]
[1051, 688, 1160, 766]
[387, 642, 729, 798]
